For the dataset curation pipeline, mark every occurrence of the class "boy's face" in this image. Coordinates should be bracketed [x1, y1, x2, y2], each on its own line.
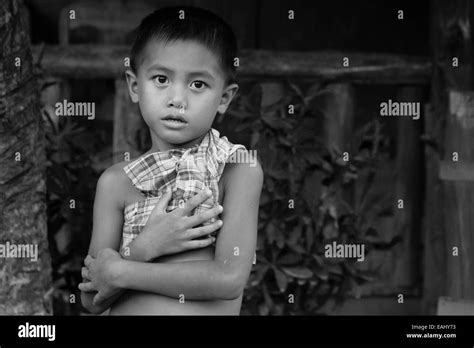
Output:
[126, 39, 238, 152]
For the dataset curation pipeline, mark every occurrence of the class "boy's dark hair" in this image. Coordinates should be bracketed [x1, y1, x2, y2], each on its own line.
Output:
[130, 6, 238, 85]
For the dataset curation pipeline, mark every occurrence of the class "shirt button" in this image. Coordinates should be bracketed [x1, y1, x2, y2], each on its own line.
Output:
[178, 199, 185, 208]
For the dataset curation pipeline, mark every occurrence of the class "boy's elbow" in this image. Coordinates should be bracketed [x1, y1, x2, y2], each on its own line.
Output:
[218, 271, 246, 300]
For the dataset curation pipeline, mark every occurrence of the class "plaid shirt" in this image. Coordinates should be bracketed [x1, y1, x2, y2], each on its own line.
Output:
[120, 128, 246, 255]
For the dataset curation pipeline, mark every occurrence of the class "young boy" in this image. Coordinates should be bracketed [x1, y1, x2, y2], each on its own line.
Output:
[79, 6, 263, 315]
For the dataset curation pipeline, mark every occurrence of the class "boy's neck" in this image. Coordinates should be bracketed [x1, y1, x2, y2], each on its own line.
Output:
[147, 131, 209, 154]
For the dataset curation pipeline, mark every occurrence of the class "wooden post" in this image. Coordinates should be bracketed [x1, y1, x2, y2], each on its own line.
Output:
[430, 0, 474, 304]
[323, 83, 354, 154]
[392, 87, 424, 290]
[421, 103, 447, 314]
[322, 83, 355, 253]
[441, 90, 474, 299]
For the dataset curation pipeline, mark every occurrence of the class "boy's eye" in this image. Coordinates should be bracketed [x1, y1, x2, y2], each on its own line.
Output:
[153, 76, 168, 85]
[191, 81, 207, 90]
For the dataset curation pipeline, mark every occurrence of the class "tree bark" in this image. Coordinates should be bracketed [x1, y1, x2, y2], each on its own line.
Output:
[0, 0, 53, 314]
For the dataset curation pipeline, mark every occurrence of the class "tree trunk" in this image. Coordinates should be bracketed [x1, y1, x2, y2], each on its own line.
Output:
[0, 0, 53, 314]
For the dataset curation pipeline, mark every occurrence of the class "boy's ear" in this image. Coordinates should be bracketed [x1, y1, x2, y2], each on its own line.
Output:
[217, 83, 239, 115]
[125, 70, 139, 103]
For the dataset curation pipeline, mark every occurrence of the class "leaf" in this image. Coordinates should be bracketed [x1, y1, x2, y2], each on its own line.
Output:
[355, 270, 377, 282]
[262, 283, 274, 308]
[302, 170, 323, 209]
[234, 122, 252, 132]
[277, 252, 302, 265]
[276, 230, 285, 249]
[287, 223, 302, 246]
[273, 268, 288, 292]
[227, 110, 253, 120]
[301, 150, 321, 166]
[312, 254, 324, 265]
[304, 223, 315, 251]
[54, 223, 72, 255]
[314, 267, 329, 281]
[266, 223, 276, 244]
[327, 263, 343, 276]
[261, 114, 289, 130]
[322, 222, 338, 239]
[250, 264, 270, 287]
[268, 169, 288, 180]
[251, 131, 260, 148]
[277, 135, 292, 147]
[258, 304, 270, 316]
[287, 243, 306, 254]
[281, 266, 313, 279]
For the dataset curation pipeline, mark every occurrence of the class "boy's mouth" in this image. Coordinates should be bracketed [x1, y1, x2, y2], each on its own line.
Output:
[162, 114, 188, 124]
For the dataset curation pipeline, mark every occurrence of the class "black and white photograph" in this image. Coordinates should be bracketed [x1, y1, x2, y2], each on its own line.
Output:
[0, 0, 473, 345]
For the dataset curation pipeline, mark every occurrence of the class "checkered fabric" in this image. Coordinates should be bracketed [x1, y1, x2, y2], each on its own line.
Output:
[120, 128, 246, 254]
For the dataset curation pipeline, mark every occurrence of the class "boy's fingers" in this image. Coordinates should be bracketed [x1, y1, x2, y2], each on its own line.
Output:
[84, 255, 94, 267]
[187, 220, 222, 239]
[178, 188, 212, 216]
[185, 237, 216, 250]
[78, 282, 95, 292]
[186, 205, 223, 227]
[81, 267, 90, 279]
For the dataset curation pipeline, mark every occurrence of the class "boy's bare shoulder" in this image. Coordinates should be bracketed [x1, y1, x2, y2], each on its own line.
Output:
[222, 149, 263, 189]
[99, 160, 130, 184]
[96, 160, 132, 209]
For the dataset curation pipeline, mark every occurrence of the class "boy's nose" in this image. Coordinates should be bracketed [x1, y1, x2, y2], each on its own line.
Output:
[167, 86, 187, 109]
[167, 98, 187, 110]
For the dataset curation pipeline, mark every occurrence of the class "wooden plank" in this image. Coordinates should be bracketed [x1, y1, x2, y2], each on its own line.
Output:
[439, 161, 474, 181]
[437, 296, 474, 315]
[31, 44, 432, 84]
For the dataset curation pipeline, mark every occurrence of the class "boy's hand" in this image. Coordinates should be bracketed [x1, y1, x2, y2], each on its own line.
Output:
[132, 188, 224, 260]
[78, 248, 123, 306]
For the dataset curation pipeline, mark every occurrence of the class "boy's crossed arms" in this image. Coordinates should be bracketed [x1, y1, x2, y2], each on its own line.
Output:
[79, 160, 263, 314]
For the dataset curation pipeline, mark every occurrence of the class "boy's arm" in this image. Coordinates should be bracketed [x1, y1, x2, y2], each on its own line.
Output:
[80, 166, 127, 314]
[113, 161, 263, 300]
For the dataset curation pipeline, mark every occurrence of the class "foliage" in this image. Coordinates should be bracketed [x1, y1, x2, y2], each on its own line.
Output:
[219, 81, 398, 315]
[42, 98, 111, 315]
